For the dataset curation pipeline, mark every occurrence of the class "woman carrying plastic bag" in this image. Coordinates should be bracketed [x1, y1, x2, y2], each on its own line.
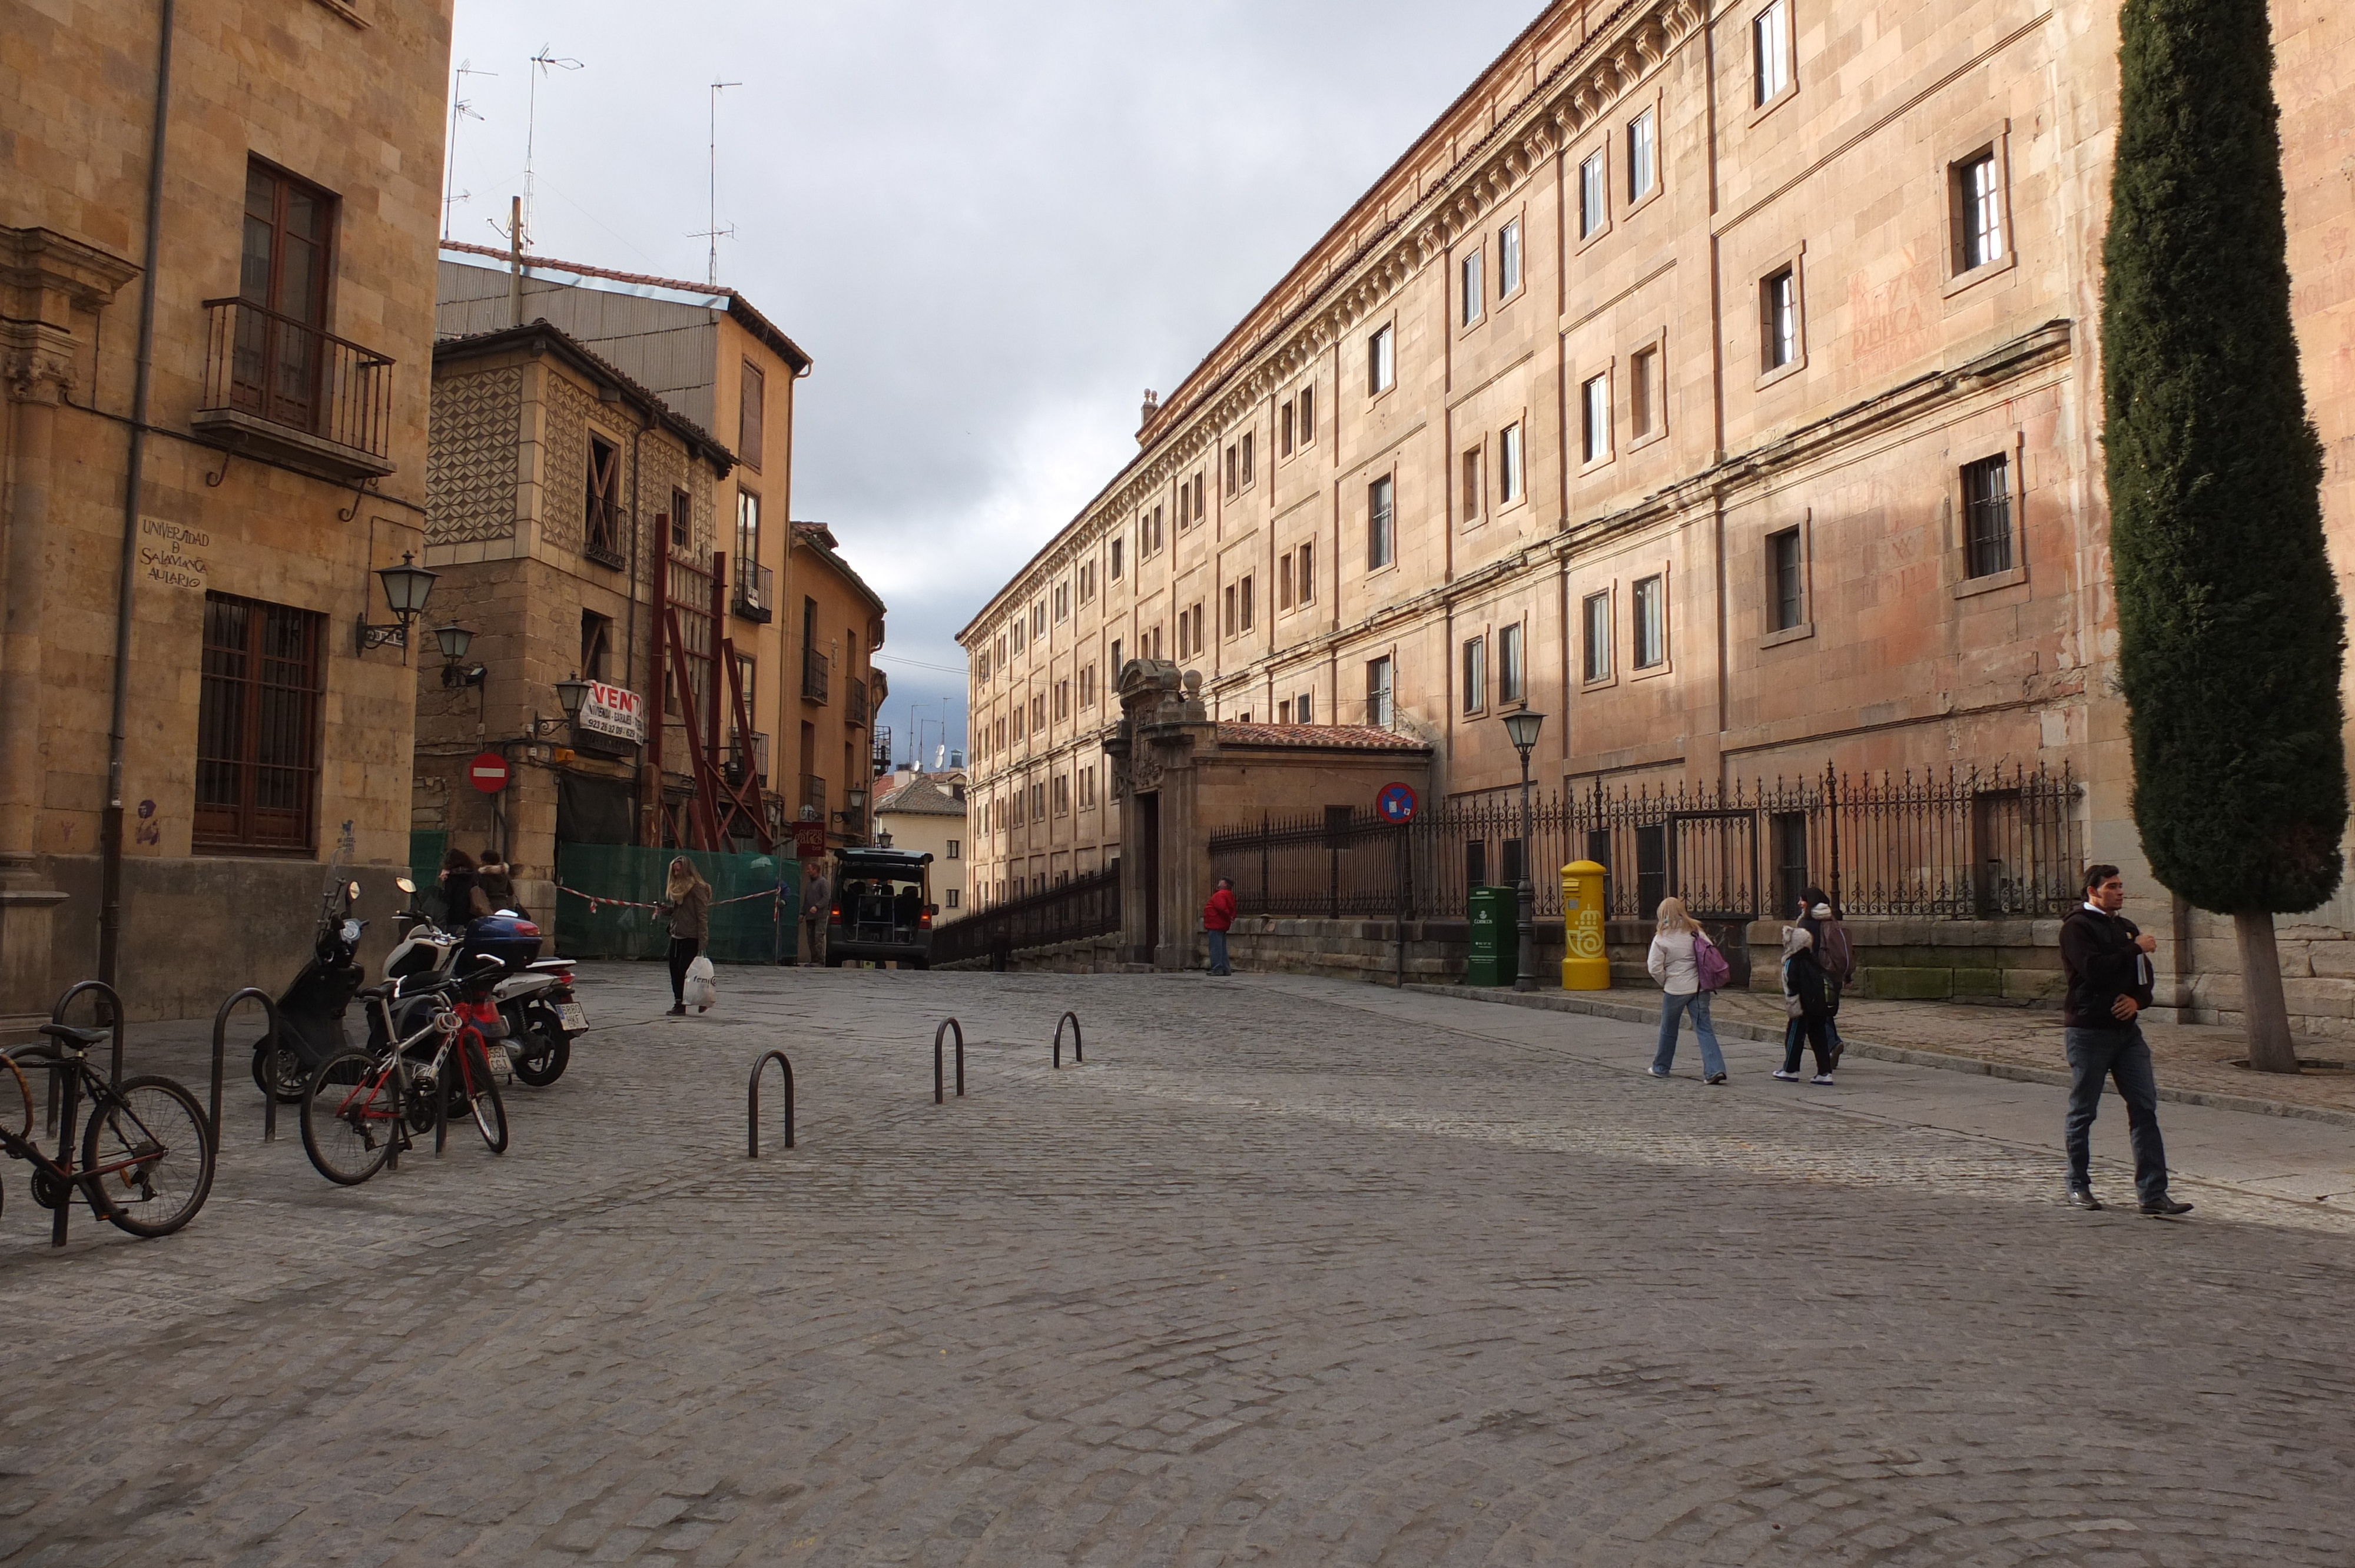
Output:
[658, 858, 712, 1016]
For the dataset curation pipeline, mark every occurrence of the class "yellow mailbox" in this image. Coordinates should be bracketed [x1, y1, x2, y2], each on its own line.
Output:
[1561, 859, 1610, 990]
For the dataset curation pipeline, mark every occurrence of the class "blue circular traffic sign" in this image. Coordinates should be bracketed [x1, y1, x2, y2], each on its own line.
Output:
[1376, 782, 1419, 824]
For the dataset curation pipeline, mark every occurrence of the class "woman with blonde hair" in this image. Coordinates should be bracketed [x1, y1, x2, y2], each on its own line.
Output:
[1645, 895, 1727, 1082]
[656, 856, 712, 1015]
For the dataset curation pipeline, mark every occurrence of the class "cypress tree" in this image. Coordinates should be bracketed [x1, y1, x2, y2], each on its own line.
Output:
[2101, 0, 2347, 1071]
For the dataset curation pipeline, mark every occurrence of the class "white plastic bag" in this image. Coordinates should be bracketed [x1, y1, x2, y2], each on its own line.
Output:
[684, 954, 718, 1013]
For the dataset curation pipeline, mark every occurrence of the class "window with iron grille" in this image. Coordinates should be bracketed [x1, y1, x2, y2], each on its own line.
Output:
[196, 592, 324, 853]
[1768, 527, 1805, 631]
[585, 434, 623, 566]
[1962, 454, 2013, 577]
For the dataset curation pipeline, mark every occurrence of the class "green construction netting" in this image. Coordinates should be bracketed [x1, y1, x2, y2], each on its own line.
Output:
[552, 842, 797, 965]
[409, 830, 448, 891]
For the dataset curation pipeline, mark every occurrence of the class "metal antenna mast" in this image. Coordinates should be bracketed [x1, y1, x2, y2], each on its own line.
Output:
[442, 60, 495, 242]
[523, 44, 583, 242]
[699, 79, 743, 287]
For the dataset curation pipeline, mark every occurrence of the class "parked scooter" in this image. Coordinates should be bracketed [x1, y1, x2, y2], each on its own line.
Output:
[252, 871, 371, 1102]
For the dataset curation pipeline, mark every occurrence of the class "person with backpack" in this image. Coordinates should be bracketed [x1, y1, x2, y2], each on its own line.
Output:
[1646, 896, 1728, 1082]
[1773, 897, 1837, 1084]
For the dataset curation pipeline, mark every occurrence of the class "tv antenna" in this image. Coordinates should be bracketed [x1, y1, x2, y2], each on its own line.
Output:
[695, 80, 744, 287]
[442, 60, 495, 242]
[522, 44, 583, 241]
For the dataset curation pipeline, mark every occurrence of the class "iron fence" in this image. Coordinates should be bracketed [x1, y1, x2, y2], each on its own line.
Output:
[200, 297, 394, 460]
[933, 868, 1120, 966]
[1207, 763, 2082, 924]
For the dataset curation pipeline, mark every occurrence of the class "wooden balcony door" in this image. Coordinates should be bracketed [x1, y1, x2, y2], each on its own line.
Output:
[235, 162, 333, 431]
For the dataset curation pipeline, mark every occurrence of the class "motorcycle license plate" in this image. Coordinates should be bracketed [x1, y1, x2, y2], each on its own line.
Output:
[555, 1002, 587, 1032]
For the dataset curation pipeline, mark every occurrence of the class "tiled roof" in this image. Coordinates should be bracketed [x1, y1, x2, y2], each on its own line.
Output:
[1215, 723, 1431, 750]
[875, 775, 968, 816]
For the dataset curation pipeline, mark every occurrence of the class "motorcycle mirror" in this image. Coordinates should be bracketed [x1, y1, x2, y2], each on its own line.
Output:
[395, 876, 416, 895]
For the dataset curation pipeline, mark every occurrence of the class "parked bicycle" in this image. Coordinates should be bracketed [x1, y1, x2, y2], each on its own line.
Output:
[299, 964, 509, 1186]
[1, 1022, 215, 1238]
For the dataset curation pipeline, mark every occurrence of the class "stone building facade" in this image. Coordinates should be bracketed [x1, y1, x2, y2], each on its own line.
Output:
[960, 0, 2355, 1027]
[2, 0, 452, 1018]
[413, 323, 732, 909]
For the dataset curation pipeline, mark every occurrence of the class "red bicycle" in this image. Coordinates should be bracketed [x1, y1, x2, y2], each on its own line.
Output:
[299, 966, 508, 1185]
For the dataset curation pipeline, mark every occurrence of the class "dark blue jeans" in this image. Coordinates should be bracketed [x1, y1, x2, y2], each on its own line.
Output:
[1205, 929, 1231, 975]
[2064, 1024, 2170, 1202]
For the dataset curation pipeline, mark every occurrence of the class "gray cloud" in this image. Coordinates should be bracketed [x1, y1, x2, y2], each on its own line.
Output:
[447, 0, 1546, 762]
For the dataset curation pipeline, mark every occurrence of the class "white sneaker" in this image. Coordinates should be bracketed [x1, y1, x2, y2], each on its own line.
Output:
[1811, 1073, 1835, 1085]
[1646, 1067, 1670, 1078]
[1771, 1069, 1801, 1081]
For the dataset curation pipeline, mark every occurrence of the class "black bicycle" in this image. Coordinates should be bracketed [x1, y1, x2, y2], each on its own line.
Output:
[1, 1023, 216, 1239]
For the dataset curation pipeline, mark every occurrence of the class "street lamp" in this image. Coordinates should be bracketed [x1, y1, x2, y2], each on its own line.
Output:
[1502, 708, 1546, 992]
[433, 623, 482, 689]
[357, 552, 439, 656]
[528, 669, 594, 738]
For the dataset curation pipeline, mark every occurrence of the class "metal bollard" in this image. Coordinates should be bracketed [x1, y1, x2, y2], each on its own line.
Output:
[748, 1050, 795, 1157]
[934, 1018, 964, 1104]
[1053, 1011, 1083, 1068]
[211, 987, 281, 1145]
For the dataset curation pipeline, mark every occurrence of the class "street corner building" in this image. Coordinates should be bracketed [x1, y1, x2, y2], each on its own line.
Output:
[953, 0, 2355, 1021]
[2, 0, 455, 1019]
[420, 248, 888, 954]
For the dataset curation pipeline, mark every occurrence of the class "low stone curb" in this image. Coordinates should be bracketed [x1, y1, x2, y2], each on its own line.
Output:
[1401, 983, 2355, 1131]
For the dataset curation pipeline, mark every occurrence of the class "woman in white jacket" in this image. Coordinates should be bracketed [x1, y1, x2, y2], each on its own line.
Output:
[1646, 896, 1727, 1082]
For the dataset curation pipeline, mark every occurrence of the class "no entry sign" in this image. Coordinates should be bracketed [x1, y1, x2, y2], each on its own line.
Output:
[1376, 781, 1419, 824]
[468, 752, 510, 793]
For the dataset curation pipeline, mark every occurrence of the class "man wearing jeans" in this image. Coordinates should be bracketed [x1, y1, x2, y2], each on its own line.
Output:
[2059, 864, 2191, 1216]
[1202, 877, 1236, 975]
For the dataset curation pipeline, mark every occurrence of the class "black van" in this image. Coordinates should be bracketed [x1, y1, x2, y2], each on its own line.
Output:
[826, 849, 936, 968]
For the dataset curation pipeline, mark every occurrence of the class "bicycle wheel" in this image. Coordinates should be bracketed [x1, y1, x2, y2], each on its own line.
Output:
[301, 1050, 401, 1186]
[82, 1075, 215, 1238]
[463, 1043, 508, 1154]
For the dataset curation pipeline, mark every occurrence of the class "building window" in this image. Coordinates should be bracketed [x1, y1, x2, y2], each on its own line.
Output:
[195, 592, 324, 853]
[669, 486, 691, 550]
[1962, 454, 2014, 578]
[1461, 249, 1483, 326]
[1769, 526, 1805, 631]
[1761, 266, 1799, 371]
[1224, 441, 1240, 497]
[946, 888, 960, 909]
[1299, 385, 1315, 445]
[1281, 397, 1296, 456]
[234, 161, 334, 434]
[1239, 574, 1254, 631]
[1054, 679, 1070, 720]
[1753, 0, 1790, 107]
[1462, 636, 1487, 715]
[1296, 689, 1315, 724]
[1500, 423, 1524, 502]
[1582, 373, 1611, 463]
[1054, 581, 1070, 622]
[738, 360, 764, 470]
[1223, 583, 1238, 639]
[1033, 600, 1047, 638]
[1190, 473, 1205, 523]
[1628, 109, 1657, 201]
[1278, 699, 1292, 723]
[1633, 574, 1667, 668]
[1499, 219, 1521, 297]
[1080, 664, 1095, 706]
[585, 433, 622, 563]
[1500, 622, 1525, 704]
[1081, 765, 1096, 807]
[1053, 774, 1070, 815]
[1110, 537, 1124, 579]
[1369, 324, 1395, 394]
[1578, 150, 1608, 240]
[1298, 541, 1314, 602]
[1280, 551, 1295, 609]
[1583, 591, 1613, 682]
[1110, 638, 1122, 675]
[1366, 656, 1394, 728]
[1462, 447, 1484, 523]
[736, 488, 760, 575]
[1630, 346, 1659, 439]
[1955, 150, 2004, 272]
[1368, 476, 1395, 570]
[1031, 693, 1046, 729]
[1241, 431, 1255, 489]
[580, 609, 612, 682]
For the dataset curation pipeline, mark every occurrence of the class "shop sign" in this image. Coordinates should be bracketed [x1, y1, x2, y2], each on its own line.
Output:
[578, 681, 646, 743]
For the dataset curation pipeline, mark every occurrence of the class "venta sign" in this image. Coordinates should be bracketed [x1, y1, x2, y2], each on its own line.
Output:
[577, 681, 647, 743]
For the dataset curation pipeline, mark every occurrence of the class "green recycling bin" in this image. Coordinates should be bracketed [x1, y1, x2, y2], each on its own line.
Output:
[1465, 885, 1514, 986]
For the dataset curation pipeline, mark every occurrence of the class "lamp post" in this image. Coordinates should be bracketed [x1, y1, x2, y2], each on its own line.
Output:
[1502, 708, 1546, 992]
[357, 552, 439, 657]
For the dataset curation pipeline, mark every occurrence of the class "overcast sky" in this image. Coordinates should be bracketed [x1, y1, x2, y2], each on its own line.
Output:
[444, 0, 1544, 765]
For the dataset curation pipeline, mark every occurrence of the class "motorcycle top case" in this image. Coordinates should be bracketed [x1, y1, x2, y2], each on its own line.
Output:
[465, 913, 545, 970]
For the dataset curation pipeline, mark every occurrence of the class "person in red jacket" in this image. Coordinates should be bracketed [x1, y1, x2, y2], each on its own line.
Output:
[1202, 877, 1237, 975]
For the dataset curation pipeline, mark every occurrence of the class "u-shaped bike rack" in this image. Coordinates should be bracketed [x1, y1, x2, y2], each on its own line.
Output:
[210, 988, 282, 1144]
[748, 1050, 795, 1157]
[1053, 1011, 1083, 1068]
[934, 1018, 964, 1104]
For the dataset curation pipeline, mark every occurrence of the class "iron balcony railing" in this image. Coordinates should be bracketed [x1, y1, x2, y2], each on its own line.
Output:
[801, 647, 829, 703]
[198, 297, 394, 463]
[733, 560, 774, 623]
[725, 732, 769, 789]
[933, 868, 1120, 968]
[847, 677, 868, 729]
[1207, 763, 2084, 925]
[800, 773, 827, 817]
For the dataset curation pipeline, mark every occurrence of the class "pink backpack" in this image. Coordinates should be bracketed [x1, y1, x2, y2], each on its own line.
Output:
[1693, 931, 1732, 992]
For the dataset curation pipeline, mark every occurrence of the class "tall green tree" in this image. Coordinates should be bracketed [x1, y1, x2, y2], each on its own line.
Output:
[2102, 0, 2348, 1071]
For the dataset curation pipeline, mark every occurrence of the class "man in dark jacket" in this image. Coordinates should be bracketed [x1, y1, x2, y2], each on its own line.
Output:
[2059, 864, 2190, 1215]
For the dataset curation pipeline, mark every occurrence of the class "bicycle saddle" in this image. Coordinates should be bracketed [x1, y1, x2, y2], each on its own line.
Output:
[38, 1023, 110, 1051]
[355, 982, 397, 1002]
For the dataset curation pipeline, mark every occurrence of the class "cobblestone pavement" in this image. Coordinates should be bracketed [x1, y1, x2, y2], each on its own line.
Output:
[2, 965, 2352, 1567]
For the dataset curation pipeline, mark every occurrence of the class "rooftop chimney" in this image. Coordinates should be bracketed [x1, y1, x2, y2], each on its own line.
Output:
[1139, 388, 1159, 438]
